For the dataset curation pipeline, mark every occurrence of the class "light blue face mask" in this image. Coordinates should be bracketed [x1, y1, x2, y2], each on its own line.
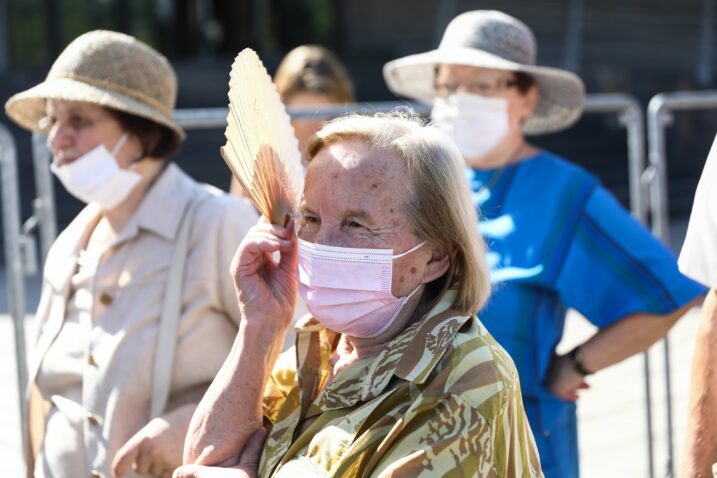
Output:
[51, 132, 142, 209]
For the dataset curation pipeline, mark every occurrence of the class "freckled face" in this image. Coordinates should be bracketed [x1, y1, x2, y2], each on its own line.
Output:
[298, 140, 432, 297]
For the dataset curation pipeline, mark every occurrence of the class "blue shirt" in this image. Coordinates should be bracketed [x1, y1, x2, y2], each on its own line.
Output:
[468, 151, 706, 477]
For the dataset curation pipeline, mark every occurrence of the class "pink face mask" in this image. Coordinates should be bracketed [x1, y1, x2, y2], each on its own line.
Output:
[296, 237, 426, 338]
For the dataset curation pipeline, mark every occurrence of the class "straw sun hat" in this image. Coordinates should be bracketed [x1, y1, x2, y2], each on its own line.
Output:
[5, 30, 185, 141]
[383, 10, 585, 135]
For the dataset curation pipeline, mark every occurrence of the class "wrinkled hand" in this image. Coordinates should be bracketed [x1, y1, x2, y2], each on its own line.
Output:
[112, 404, 195, 478]
[174, 428, 266, 478]
[544, 353, 590, 401]
[232, 218, 298, 329]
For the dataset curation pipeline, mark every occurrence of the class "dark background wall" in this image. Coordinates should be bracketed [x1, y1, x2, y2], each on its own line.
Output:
[2, 0, 717, 234]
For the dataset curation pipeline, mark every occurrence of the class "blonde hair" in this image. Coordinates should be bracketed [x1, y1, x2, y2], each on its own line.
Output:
[274, 45, 355, 103]
[307, 111, 491, 315]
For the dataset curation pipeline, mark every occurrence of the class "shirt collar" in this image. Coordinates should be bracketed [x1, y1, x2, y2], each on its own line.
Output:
[295, 288, 472, 410]
[113, 162, 195, 244]
[42, 163, 195, 292]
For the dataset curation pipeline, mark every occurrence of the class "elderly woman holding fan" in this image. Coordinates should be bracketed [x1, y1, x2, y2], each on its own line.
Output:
[173, 49, 542, 477]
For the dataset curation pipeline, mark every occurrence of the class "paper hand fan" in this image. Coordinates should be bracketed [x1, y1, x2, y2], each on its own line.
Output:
[221, 48, 303, 226]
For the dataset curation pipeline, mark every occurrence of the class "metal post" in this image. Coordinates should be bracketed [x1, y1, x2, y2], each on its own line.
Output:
[646, 90, 717, 478]
[648, 94, 675, 478]
[697, 0, 715, 87]
[563, 0, 585, 73]
[434, 0, 456, 46]
[31, 133, 56, 264]
[0, 0, 10, 72]
[0, 124, 28, 470]
[582, 94, 655, 478]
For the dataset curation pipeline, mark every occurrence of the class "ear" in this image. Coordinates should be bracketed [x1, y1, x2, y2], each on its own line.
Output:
[420, 242, 452, 285]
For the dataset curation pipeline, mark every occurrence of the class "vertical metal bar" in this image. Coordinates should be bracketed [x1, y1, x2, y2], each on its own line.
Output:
[647, 95, 675, 478]
[44, 0, 60, 59]
[697, 0, 715, 87]
[252, 0, 274, 53]
[31, 134, 56, 264]
[644, 354, 655, 478]
[621, 104, 647, 222]
[562, 0, 585, 73]
[647, 98, 671, 244]
[664, 336, 675, 477]
[619, 101, 654, 478]
[0, 124, 28, 470]
[434, 0, 456, 45]
[0, 0, 10, 72]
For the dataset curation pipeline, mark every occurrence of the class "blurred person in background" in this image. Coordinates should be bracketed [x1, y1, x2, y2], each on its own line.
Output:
[230, 44, 354, 196]
[678, 136, 717, 478]
[177, 112, 542, 478]
[5, 30, 258, 478]
[384, 10, 706, 477]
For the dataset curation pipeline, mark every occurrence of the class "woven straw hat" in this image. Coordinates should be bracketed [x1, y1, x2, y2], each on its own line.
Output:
[5, 30, 185, 140]
[383, 10, 585, 135]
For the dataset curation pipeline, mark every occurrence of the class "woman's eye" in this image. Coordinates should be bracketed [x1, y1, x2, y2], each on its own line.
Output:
[303, 215, 319, 224]
[70, 115, 90, 128]
[348, 220, 365, 228]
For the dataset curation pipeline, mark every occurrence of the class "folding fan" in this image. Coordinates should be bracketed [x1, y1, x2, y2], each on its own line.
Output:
[221, 48, 304, 226]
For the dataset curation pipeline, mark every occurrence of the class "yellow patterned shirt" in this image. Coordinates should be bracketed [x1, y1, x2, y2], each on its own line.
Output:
[258, 289, 543, 477]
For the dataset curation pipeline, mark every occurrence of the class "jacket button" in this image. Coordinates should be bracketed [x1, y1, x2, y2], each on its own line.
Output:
[98, 293, 113, 306]
[86, 412, 100, 426]
[87, 352, 97, 367]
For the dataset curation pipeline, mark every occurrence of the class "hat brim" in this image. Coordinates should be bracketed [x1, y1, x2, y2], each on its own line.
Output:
[5, 77, 186, 141]
[383, 47, 585, 135]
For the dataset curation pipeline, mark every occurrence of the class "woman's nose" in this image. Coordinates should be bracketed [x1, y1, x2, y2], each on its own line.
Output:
[47, 123, 72, 151]
[314, 227, 347, 247]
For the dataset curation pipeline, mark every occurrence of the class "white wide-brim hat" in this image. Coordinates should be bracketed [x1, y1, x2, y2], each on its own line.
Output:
[5, 30, 185, 141]
[383, 10, 585, 135]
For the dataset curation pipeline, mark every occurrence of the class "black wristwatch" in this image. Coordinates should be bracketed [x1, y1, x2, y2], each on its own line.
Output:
[568, 345, 594, 376]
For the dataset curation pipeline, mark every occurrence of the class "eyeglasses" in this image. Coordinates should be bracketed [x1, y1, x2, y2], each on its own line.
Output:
[434, 77, 517, 98]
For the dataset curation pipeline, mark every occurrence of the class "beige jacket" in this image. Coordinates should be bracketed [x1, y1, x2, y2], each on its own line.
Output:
[27, 163, 258, 478]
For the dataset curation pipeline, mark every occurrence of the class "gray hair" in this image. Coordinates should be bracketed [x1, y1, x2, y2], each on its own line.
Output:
[306, 110, 490, 315]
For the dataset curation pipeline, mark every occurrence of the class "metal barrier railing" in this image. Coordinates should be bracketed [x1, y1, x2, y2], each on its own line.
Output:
[646, 90, 717, 477]
[12, 94, 668, 476]
[0, 123, 29, 465]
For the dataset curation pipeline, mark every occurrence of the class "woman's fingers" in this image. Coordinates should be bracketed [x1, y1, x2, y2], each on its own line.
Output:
[251, 220, 293, 240]
[111, 434, 143, 478]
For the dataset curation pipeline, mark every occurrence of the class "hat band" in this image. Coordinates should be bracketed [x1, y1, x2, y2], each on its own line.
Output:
[57, 72, 174, 118]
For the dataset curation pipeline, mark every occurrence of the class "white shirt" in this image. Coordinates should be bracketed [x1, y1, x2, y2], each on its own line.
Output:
[679, 134, 717, 289]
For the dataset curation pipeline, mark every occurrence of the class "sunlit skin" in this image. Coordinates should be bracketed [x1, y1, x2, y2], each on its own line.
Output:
[181, 139, 451, 474]
[46, 99, 142, 168]
[434, 64, 539, 168]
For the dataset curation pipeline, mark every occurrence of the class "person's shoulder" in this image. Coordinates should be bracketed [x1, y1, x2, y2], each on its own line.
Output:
[443, 316, 520, 410]
[525, 150, 597, 186]
[192, 184, 259, 229]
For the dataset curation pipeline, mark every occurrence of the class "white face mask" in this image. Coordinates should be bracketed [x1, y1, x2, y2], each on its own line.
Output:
[431, 92, 510, 159]
[51, 133, 142, 210]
